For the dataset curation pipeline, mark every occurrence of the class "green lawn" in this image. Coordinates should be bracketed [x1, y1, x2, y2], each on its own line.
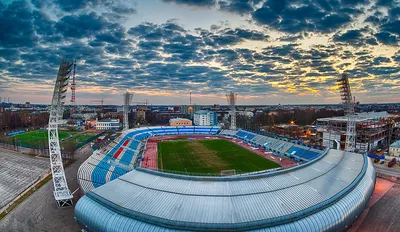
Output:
[158, 139, 280, 175]
[69, 134, 96, 144]
[12, 130, 78, 146]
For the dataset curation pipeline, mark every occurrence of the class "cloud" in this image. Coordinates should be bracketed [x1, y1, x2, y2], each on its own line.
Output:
[0, 1, 38, 48]
[218, 0, 260, 15]
[252, 1, 355, 33]
[162, 0, 216, 7]
[333, 28, 378, 46]
[55, 12, 110, 38]
[375, 31, 398, 45]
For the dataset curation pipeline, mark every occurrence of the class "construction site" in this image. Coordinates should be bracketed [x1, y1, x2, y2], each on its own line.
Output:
[317, 112, 400, 153]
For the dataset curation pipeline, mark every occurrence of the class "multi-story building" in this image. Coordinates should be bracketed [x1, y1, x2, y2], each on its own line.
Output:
[194, 110, 217, 126]
[169, 118, 192, 126]
[389, 140, 400, 157]
[316, 111, 400, 153]
[95, 118, 121, 130]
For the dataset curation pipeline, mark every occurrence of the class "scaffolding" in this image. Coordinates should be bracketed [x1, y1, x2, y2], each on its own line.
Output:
[226, 92, 237, 130]
[48, 59, 73, 207]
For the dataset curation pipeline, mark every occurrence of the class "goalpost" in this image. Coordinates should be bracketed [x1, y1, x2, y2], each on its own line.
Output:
[220, 169, 236, 176]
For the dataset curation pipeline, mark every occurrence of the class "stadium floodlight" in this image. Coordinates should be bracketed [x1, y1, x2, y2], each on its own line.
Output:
[123, 91, 133, 131]
[226, 92, 237, 130]
[48, 59, 74, 207]
[337, 73, 356, 152]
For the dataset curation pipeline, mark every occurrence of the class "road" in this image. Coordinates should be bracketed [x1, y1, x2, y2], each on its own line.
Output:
[375, 167, 400, 177]
[0, 144, 93, 232]
[357, 183, 400, 232]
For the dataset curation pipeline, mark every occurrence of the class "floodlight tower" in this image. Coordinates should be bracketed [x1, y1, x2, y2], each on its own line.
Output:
[70, 59, 76, 105]
[226, 92, 237, 130]
[337, 73, 356, 152]
[48, 59, 74, 207]
[123, 91, 133, 131]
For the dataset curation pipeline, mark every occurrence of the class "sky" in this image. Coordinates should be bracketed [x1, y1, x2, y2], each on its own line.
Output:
[0, 0, 399, 105]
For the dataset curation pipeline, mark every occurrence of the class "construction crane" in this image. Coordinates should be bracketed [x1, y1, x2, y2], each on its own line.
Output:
[305, 120, 316, 137]
[91, 99, 104, 110]
[337, 73, 356, 152]
[132, 99, 148, 111]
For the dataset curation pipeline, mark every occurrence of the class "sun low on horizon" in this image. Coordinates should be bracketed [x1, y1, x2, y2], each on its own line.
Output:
[0, 0, 399, 105]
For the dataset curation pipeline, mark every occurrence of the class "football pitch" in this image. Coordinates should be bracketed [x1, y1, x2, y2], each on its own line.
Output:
[11, 130, 79, 146]
[158, 139, 280, 174]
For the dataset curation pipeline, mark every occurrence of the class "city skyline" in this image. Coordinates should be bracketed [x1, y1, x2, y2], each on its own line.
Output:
[0, 0, 399, 105]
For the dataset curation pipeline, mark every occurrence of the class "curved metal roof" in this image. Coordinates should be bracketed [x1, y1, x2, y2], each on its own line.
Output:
[75, 149, 375, 231]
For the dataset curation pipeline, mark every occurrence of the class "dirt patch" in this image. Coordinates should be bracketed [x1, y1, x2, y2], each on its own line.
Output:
[188, 141, 228, 172]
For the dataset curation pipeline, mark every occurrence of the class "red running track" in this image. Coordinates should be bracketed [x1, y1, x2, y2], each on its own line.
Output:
[141, 136, 298, 171]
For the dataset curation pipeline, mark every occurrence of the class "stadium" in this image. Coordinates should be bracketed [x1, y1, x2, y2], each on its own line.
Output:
[75, 126, 376, 231]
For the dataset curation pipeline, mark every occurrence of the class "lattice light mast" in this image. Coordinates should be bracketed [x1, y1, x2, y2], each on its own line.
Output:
[48, 59, 74, 207]
[226, 92, 237, 130]
[70, 59, 76, 106]
[337, 73, 356, 152]
[123, 91, 133, 131]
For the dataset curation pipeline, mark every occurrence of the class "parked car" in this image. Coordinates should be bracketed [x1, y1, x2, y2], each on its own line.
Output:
[388, 158, 396, 168]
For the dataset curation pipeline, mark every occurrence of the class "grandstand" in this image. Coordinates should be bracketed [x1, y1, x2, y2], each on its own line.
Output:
[221, 129, 325, 162]
[75, 126, 376, 231]
[0, 149, 49, 210]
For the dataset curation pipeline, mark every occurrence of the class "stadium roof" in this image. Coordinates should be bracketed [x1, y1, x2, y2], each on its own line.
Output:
[75, 149, 375, 231]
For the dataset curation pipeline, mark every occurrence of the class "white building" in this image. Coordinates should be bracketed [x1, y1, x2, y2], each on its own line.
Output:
[194, 110, 217, 126]
[389, 141, 400, 157]
[95, 118, 121, 130]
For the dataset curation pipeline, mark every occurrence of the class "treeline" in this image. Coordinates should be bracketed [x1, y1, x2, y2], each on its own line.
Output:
[237, 108, 345, 130]
[0, 111, 49, 133]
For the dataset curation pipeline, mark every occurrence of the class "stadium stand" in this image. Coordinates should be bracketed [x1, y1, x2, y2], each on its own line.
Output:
[75, 148, 376, 231]
[77, 126, 221, 193]
[78, 127, 326, 193]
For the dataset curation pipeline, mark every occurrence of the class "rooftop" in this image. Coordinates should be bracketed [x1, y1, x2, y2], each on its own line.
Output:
[317, 111, 395, 123]
[76, 149, 370, 231]
[169, 118, 191, 122]
[391, 140, 400, 147]
[97, 118, 120, 123]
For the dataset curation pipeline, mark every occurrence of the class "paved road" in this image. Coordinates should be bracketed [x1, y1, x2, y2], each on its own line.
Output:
[0, 145, 93, 232]
[357, 183, 400, 232]
[375, 167, 400, 177]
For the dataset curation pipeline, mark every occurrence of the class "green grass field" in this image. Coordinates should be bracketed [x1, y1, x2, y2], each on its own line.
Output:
[69, 134, 96, 144]
[12, 130, 79, 146]
[158, 139, 280, 175]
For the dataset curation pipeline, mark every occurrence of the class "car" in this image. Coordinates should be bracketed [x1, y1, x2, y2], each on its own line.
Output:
[388, 158, 396, 168]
